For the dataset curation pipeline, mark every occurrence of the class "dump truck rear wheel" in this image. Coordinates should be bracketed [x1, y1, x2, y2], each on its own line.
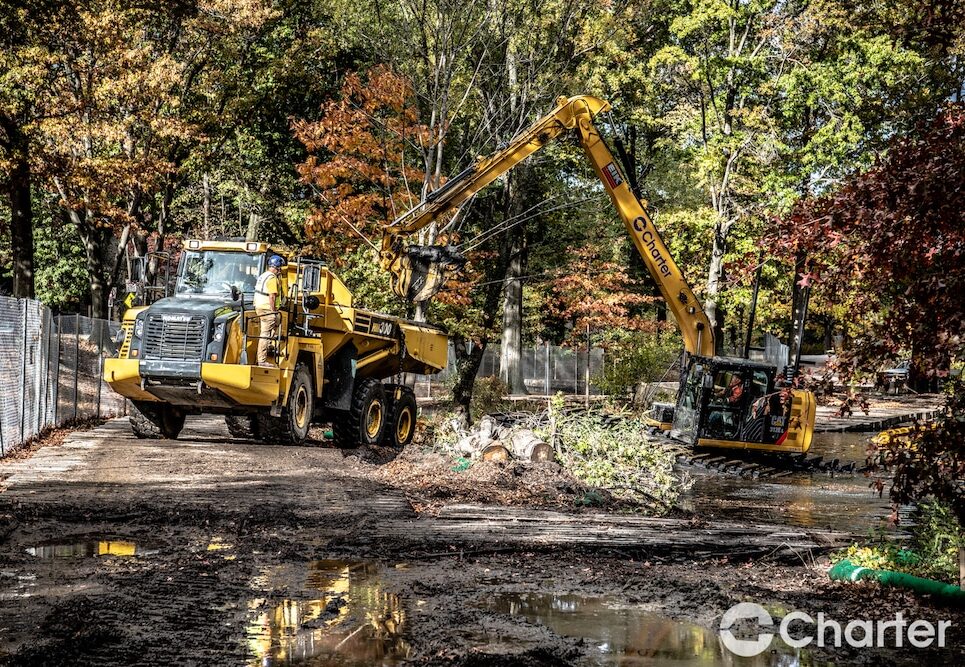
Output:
[130, 401, 185, 440]
[332, 378, 386, 447]
[382, 385, 417, 448]
[257, 364, 314, 445]
[225, 415, 261, 440]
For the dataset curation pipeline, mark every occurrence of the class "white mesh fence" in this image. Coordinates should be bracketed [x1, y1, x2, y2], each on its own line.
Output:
[0, 296, 124, 457]
[414, 341, 606, 398]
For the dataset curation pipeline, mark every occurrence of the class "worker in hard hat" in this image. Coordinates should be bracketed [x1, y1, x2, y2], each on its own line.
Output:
[253, 254, 286, 366]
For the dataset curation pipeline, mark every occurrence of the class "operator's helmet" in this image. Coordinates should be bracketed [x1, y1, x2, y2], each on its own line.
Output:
[268, 254, 285, 268]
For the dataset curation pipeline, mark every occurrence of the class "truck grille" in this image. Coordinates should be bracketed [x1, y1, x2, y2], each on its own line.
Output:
[142, 314, 206, 361]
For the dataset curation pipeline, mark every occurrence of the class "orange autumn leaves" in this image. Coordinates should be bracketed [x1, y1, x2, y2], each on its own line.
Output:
[549, 246, 662, 338]
[293, 66, 430, 265]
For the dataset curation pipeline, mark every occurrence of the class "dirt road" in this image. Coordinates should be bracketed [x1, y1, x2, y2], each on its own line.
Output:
[0, 417, 961, 665]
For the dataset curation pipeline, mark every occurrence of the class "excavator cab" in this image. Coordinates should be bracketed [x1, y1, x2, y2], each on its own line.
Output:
[671, 356, 812, 453]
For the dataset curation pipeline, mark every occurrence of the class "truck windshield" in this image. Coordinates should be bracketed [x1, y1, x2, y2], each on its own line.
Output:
[176, 250, 262, 296]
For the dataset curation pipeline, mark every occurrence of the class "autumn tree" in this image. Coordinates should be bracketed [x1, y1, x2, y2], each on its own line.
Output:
[294, 66, 428, 267]
[781, 104, 965, 521]
[0, 0, 76, 298]
[17, 1, 279, 317]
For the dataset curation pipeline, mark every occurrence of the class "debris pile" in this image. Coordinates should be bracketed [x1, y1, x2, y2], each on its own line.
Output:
[358, 404, 686, 515]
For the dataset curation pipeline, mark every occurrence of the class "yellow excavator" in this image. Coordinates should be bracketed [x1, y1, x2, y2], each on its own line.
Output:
[378, 95, 815, 454]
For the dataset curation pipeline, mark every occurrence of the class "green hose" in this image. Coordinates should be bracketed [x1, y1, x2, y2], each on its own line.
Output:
[829, 559, 965, 603]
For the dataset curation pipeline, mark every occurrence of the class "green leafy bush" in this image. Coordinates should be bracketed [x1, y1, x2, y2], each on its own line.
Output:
[837, 500, 964, 583]
[547, 395, 683, 509]
[593, 332, 682, 397]
[470, 375, 511, 417]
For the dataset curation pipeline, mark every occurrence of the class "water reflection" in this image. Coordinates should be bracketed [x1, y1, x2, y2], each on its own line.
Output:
[246, 560, 408, 666]
[26, 539, 139, 558]
[485, 592, 830, 666]
[680, 432, 907, 532]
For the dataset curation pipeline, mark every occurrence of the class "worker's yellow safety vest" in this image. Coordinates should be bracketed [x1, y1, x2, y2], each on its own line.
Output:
[253, 271, 282, 310]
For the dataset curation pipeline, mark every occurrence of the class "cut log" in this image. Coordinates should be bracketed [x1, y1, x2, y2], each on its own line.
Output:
[481, 443, 512, 462]
[477, 416, 497, 446]
[509, 430, 554, 462]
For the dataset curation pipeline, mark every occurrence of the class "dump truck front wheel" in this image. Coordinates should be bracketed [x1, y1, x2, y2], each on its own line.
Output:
[257, 364, 314, 445]
[130, 401, 185, 439]
[332, 378, 386, 447]
[382, 385, 417, 448]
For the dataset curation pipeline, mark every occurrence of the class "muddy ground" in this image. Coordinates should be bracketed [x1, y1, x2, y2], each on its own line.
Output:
[0, 416, 962, 666]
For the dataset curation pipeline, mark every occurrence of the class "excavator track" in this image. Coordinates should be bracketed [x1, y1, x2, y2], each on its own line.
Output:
[657, 438, 863, 479]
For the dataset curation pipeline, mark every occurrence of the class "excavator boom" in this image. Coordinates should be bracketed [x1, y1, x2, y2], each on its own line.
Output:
[381, 95, 714, 357]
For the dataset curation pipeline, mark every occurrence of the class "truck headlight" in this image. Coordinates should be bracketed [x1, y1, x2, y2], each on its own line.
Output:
[134, 319, 144, 338]
[213, 322, 226, 342]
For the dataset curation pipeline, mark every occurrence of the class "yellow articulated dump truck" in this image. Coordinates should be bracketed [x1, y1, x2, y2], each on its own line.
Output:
[103, 239, 447, 447]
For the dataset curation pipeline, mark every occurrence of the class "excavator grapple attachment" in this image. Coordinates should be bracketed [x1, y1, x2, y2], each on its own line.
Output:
[389, 244, 466, 302]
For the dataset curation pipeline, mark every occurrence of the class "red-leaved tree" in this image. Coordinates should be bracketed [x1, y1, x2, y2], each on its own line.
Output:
[293, 66, 429, 265]
[776, 103, 965, 521]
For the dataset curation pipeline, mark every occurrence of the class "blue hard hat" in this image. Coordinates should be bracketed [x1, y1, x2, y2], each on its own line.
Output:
[268, 254, 284, 268]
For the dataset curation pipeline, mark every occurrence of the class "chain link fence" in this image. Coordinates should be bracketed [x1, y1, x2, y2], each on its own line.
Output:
[414, 341, 606, 398]
[0, 296, 125, 458]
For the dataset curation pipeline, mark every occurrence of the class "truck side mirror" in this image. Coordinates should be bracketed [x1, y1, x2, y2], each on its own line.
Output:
[303, 265, 321, 293]
[230, 285, 241, 302]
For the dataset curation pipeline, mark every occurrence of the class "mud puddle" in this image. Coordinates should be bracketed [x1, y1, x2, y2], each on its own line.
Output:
[25, 537, 153, 559]
[484, 592, 830, 666]
[681, 432, 911, 533]
[246, 559, 409, 666]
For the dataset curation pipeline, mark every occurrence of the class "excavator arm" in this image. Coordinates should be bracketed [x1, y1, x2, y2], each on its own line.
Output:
[381, 95, 715, 357]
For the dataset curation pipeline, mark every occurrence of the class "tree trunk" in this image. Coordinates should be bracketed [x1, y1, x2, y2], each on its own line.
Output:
[4, 122, 34, 299]
[246, 210, 261, 241]
[497, 159, 530, 394]
[822, 318, 834, 353]
[705, 223, 728, 354]
[81, 227, 109, 320]
[500, 222, 527, 394]
[202, 172, 211, 238]
[787, 250, 808, 372]
[451, 335, 487, 427]
[147, 183, 175, 284]
[450, 231, 509, 426]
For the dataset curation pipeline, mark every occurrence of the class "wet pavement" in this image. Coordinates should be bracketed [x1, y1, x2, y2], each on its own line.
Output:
[245, 560, 408, 666]
[483, 592, 832, 666]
